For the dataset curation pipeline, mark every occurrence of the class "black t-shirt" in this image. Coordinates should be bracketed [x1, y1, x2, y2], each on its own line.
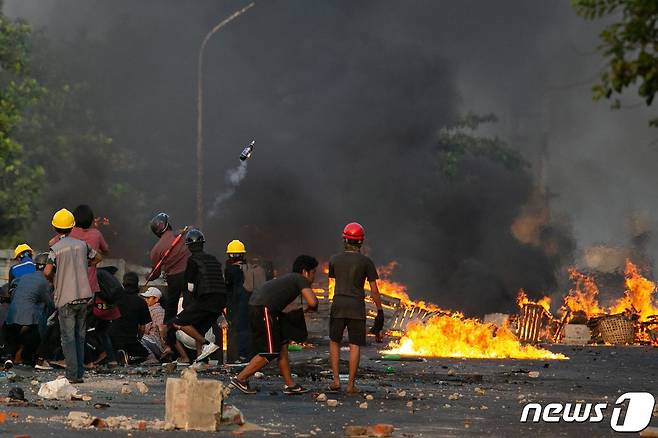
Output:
[329, 251, 379, 320]
[109, 293, 152, 342]
[248, 273, 311, 313]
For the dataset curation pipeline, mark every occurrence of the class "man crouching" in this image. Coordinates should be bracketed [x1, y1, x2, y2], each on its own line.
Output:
[231, 255, 318, 395]
[172, 228, 225, 363]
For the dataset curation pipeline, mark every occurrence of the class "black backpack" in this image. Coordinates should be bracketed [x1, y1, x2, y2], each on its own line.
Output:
[97, 267, 125, 304]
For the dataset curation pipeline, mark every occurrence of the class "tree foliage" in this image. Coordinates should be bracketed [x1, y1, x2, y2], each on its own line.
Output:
[0, 14, 45, 246]
[435, 113, 526, 178]
[573, 0, 658, 126]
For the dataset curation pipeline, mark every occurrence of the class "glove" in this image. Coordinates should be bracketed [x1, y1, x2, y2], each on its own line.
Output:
[370, 309, 384, 334]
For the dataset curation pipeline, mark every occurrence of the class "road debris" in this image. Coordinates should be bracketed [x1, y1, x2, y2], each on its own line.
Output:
[135, 382, 149, 394]
[8, 387, 25, 401]
[326, 399, 338, 407]
[221, 404, 245, 425]
[344, 423, 394, 437]
[165, 368, 223, 431]
[37, 377, 78, 401]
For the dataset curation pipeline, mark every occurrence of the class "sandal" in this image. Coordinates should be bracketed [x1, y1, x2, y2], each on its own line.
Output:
[327, 383, 341, 393]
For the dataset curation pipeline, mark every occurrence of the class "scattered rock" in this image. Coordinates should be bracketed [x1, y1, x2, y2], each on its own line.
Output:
[443, 404, 451, 408]
[447, 368, 456, 376]
[365, 394, 374, 401]
[135, 382, 149, 394]
[81, 395, 92, 402]
[370, 424, 394, 437]
[396, 390, 406, 398]
[359, 402, 368, 409]
[152, 419, 175, 431]
[67, 411, 95, 428]
[38, 378, 78, 401]
[528, 371, 540, 378]
[406, 401, 413, 408]
[326, 399, 338, 407]
[480, 405, 489, 410]
[8, 387, 25, 401]
[474, 387, 486, 396]
[448, 393, 461, 400]
[254, 372, 265, 379]
[30, 380, 39, 387]
[344, 425, 368, 437]
[316, 393, 327, 402]
[221, 405, 245, 426]
[120, 385, 132, 395]
[163, 362, 177, 373]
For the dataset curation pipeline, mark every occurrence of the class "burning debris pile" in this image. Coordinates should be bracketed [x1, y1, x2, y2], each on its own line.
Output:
[559, 260, 658, 345]
[315, 262, 568, 360]
[384, 313, 567, 360]
[313, 259, 658, 360]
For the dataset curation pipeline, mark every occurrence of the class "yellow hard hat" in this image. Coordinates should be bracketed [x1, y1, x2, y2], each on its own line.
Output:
[52, 208, 75, 229]
[14, 243, 33, 259]
[226, 239, 246, 254]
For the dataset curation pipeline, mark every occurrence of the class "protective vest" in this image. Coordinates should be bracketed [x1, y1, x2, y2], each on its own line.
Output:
[190, 252, 226, 298]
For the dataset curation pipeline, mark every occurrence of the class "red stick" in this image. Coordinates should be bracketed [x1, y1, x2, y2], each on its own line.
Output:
[144, 226, 189, 287]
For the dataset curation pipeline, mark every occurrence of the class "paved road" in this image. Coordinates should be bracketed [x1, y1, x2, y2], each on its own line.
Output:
[0, 343, 656, 437]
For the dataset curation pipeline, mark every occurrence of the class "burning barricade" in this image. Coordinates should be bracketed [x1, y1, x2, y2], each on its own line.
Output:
[559, 260, 658, 346]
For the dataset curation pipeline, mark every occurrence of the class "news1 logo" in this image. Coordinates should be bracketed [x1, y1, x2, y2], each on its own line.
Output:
[520, 392, 655, 432]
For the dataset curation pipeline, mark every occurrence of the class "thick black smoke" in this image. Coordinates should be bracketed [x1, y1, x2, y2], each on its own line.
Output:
[7, 1, 656, 315]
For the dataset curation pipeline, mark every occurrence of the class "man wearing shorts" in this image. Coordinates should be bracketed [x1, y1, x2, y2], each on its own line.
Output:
[172, 228, 225, 363]
[328, 222, 384, 394]
[230, 255, 319, 395]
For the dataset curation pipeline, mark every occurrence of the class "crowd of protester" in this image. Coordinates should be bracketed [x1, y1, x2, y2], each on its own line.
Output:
[1, 206, 385, 395]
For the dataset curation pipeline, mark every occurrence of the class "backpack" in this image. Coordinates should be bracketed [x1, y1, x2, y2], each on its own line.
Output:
[97, 268, 124, 304]
[242, 263, 267, 293]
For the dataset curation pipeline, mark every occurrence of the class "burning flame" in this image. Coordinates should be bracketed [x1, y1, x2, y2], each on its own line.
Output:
[385, 314, 567, 360]
[366, 262, 446, 312]
[609, 260, 658, 321]
[563, 267, 605, 318]
[516, 289, 552, 314]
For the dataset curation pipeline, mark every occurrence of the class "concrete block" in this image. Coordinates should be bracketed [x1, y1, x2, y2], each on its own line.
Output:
[561, 324, 591, 345]
[165, 368, 223, 431]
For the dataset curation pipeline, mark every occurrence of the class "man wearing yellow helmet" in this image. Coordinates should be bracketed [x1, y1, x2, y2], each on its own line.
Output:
[224, 239, 248, 363]
[9, 244, 36, 283]
[44, 208, 103, 383]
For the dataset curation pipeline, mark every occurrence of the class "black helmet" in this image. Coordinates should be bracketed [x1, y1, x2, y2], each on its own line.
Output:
[34, 252, 49, 270]
[185, 228, 205, 245]
[150, 213, 170, 237]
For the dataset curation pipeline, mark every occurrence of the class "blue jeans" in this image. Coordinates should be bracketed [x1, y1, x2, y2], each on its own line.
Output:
[58, 302, 88, 380]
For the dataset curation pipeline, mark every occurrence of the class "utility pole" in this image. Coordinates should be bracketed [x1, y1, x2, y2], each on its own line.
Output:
[196, 2, 255, 228]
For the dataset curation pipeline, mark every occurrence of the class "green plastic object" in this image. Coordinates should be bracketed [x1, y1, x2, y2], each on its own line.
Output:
[382, 354, 401, 360]
[384, 366, 395, 374]
[288, 344, 303, 352]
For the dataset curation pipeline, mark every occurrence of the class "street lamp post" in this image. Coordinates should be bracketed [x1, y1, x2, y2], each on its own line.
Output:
[196, 2, 255, 228]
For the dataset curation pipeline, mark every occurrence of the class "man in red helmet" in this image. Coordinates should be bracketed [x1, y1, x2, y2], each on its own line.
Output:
[327, 222, 383, 394]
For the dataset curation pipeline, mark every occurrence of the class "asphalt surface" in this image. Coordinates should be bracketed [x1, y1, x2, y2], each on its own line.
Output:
[0, 343, 656, 437]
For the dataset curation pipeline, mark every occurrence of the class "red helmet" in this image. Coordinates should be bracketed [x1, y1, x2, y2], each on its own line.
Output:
[342, 222, 365, 241]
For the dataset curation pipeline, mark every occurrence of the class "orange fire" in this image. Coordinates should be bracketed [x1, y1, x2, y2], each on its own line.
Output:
[609, 260, 658, 321]
[385, 314, 567, 359]
[366, 262, 445, 312]
[563, 267, 605, 318]
[516, 289, 552, 314]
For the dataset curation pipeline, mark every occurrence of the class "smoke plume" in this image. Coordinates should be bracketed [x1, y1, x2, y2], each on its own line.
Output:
[209, 160, 248, 217]
[5, 1, 658, 316]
